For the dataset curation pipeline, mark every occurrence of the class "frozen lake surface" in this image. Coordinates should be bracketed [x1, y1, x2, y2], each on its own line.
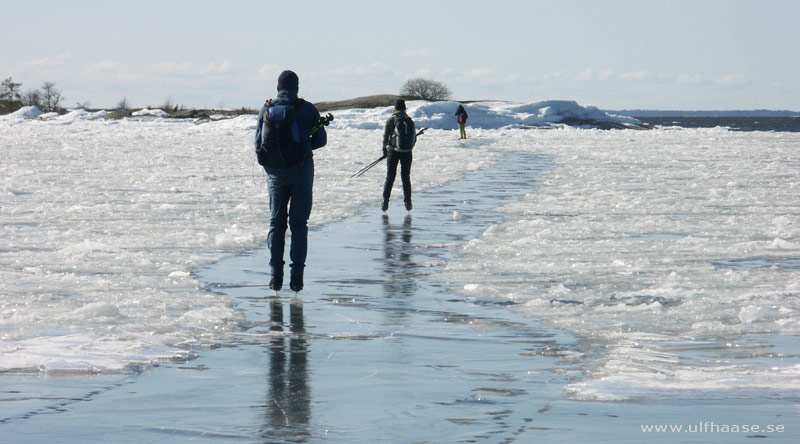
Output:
[1, 102, 799, 441]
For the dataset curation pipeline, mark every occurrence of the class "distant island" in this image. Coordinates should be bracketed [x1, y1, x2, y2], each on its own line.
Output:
[606, 109, 799, 117]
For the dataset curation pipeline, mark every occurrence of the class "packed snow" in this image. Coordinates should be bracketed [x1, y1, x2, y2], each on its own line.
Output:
[131, 108, 170, 118]
[329, 100, 640, 131]
[434, 125, 800, 400]
[2, 101, 798, 402]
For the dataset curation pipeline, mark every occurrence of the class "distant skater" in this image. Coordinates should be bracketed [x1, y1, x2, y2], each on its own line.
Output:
[382, 99, 416, 212]
[254, 70, 328, 292]
[455, 104, 468, 139]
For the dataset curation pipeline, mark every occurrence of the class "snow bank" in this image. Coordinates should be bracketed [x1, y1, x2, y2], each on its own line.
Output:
[434, 127, 800, 401]
[509, 100, 640, 126]
[1, 107, 111, 124]
[329, 100, 640, 131]
[132, 108, 170, 117]
[1, 105, 44, 121]
[57, 109, 110, 123]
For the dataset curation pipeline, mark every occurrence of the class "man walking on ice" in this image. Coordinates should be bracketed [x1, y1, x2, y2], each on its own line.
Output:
[254, 70, 328, 292]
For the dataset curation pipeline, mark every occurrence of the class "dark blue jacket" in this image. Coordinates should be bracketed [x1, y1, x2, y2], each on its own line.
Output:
[254, 90, 327, 173]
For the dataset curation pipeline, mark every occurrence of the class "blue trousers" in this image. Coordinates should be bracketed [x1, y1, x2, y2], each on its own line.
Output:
[267, 161, 314, 277]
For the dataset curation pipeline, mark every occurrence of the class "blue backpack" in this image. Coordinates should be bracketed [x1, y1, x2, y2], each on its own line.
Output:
[256, 99, 308, 169]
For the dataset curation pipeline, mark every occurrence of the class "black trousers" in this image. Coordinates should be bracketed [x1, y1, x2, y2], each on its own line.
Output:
[383, 150, 412, 203]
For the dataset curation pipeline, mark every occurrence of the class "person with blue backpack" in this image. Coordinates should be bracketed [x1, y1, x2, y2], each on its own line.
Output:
[381, 99, 416, 212]
[254, 70, 328, 292]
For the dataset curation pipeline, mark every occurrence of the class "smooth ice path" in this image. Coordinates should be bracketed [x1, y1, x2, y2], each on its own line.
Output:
[4, 146, 796, 443]
[2, 147, 577, 443]
[0, 114, 498, 373]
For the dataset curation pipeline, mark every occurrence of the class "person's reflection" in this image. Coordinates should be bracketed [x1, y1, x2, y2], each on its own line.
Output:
[382, 214, 417, 297]
[263, 297, 310, 442]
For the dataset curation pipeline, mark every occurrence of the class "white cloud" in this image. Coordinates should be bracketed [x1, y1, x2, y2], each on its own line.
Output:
[370, 62, 390, 72]
[656, 73, 675, 83]
[677, 73, 706, 84]
[202, 60, 233, 75]
[576, 69, 594, 81]
[714, 74, 748, 87]
[329, 66, 352, 76]
[21, 53, 72, 69]
[409, 68, 432, 78]
[542, 70, 568, 80]
[356, 62, 390, 76]
[328, 62, 391, 77]
[153, 61, 194, 75]
[152, 60, 233, 76]
[597, 69, 615, 81]
[618, 70, 650, 81]
[462, 68, 493, 80]
[539, 69, 651, 83]
[258, 64, 282, 80]
[85, 60, 128, 74]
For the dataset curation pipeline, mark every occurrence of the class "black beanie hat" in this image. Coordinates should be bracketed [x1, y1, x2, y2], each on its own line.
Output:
[277, 70, 299, 92]
[395, 99, 406, 111]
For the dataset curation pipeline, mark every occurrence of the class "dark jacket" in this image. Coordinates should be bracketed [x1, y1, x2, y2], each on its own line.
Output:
[382, 109, 414, 151]
[455, 105, 468, 123]
[254, 90, 327, 173]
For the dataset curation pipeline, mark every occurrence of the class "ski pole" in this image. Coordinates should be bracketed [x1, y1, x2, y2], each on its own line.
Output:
[350, 128, 429, 178]
[310, 113, 334, 135]
[351, 154, 386, 178]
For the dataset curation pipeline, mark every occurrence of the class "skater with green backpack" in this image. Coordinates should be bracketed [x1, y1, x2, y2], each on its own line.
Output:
[381, 99, 416, 212]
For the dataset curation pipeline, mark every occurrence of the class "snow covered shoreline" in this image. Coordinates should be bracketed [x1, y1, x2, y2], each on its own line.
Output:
[4, 98, 641, 130]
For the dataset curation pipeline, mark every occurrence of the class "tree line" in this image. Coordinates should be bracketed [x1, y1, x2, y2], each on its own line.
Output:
[0, 77, 66, 114]
[1, 76, 453, 115]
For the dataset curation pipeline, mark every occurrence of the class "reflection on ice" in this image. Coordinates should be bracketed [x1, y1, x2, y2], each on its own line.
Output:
[264, 298, 310, 442]
[381, 214, 418, 298]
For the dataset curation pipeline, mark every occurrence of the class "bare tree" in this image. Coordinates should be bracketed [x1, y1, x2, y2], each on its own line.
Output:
[40, 81, 64, 112]
[160, 96, 174, 112]
[400, 78, 452, 101]
[110, 97, 132, 118]
[116, 97, 131, 111]
[21, 89, 42, 108]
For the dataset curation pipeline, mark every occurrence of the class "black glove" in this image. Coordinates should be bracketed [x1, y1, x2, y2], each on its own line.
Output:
[382, 146, 388, 158]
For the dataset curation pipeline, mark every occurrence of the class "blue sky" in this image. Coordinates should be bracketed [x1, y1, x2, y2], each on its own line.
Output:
[3, 0, 797, 110]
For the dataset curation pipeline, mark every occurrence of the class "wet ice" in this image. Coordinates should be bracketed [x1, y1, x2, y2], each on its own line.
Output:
[1, 102, 798, 404]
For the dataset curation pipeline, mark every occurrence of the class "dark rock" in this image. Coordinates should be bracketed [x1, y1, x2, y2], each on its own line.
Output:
[169, 109, 211, 119]
[315, 94, 415, 112]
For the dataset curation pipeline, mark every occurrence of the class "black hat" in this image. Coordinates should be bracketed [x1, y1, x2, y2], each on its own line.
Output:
[395, 99, 406, 111]
[277, 70, 299, 92]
